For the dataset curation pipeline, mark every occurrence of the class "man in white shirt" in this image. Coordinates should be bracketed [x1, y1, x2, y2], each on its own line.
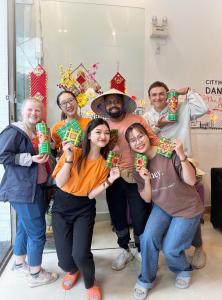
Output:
[143, 81, 208, 269]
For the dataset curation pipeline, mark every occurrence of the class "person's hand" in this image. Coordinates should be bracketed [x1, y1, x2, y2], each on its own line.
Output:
[176, 87, 189, 95]
[62, 141, 74, 161]
[156, 116, 176, 128]
[109, 167, 120, 183]
[32, 154, 49, 164]
[138, 167, 151, 182]
[172, 138, 185, 159]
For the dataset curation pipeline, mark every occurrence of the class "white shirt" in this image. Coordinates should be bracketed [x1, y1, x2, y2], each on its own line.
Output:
[143, 91, 208, 157]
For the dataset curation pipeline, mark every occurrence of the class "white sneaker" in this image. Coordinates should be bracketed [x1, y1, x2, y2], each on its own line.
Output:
[12, 262, 30, 277]
[28, 268, 59, 288]
[112, 249, 134, 270]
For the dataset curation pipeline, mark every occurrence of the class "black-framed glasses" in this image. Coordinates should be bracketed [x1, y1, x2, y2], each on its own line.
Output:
[59, 97, 76, 109]
[129, 134, 145, 145]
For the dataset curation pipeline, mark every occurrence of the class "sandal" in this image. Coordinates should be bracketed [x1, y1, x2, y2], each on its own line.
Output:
[134, 283, 149, 300]
[87, 285, 102, 300]
[61, 271, 79, 290]
[175, 276, 191, 289]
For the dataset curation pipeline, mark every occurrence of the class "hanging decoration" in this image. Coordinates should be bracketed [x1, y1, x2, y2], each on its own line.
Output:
[57, 63, 102, 109]
[110, 71, 126, 92]
[29, 64, 47, 122]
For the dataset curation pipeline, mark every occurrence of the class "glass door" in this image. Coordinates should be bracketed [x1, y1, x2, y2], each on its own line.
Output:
[0, 0, 16, 274]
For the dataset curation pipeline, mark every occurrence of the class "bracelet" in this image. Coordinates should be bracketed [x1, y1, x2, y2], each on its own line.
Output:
[103, 178, 112, 188]
[106, 178, 113, 186]
[65, 159, 73, 163]
[180, 155, 187, 163]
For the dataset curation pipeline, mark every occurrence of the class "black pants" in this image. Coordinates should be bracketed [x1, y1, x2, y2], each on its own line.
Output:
[52, 189, 96, 289]
[106, 177, 152, 250]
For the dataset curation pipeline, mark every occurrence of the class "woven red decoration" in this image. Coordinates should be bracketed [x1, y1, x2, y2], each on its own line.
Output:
[29, 64, 47, 122]
[110, 72, 125, 92]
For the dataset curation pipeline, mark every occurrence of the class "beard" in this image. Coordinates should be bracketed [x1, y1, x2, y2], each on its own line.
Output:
[106, 107, 124, 118]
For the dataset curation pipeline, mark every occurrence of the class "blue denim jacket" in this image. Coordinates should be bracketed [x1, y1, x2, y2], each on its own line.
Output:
[0, 123, 38, 203]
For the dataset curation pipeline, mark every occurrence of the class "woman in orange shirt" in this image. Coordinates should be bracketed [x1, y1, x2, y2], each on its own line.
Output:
[50, 90, 90, 152]
[52, 118, 120, 300]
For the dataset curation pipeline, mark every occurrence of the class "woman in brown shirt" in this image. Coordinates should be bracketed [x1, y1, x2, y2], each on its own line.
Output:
[125, 123, 203, 300]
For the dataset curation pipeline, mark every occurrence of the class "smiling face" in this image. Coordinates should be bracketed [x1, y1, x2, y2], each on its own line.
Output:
[128, 128, 150, 153]
[149, 86, 168, 112]
[58, 92, 78, 118]
[104, 94, 124, 118]
[22, 99, 43, 126]
[89, 124, 110, 148]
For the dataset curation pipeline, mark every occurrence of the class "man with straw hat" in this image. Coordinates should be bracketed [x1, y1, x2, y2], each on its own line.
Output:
[143, 81, 208, 269]
[91, 88, 159, 270]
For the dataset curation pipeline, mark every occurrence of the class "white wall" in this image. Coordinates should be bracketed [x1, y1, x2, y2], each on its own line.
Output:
[16, 0, 222, 208]
[144, 0, 222, 206]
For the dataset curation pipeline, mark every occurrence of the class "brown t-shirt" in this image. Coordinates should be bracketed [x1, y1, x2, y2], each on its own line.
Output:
[134, 152, 204, 218]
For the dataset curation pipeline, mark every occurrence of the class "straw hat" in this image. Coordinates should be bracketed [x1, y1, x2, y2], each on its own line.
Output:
[91, 88, 137, 118]
[188, 158, 206, 176]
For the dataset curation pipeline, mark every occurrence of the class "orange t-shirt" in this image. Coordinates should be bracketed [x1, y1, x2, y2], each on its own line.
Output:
[50, 117, 90, 150]
[52, 148, 109, 196]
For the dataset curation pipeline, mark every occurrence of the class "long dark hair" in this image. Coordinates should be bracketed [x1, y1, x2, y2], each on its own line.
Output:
[56, 90, 77, 120]
[77, 118, 111, 173]
[125, 123, 148, 144]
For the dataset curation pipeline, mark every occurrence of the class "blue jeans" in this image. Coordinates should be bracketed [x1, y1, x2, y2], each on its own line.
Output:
[11, 185, 46, 267]
[137, 204, 201, 289]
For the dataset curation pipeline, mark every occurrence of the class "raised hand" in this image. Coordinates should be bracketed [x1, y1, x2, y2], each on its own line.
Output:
[157, 116, 176, 128]
[109, 167, 120, 183]
[172, 138, 186, 159]
[138, 167, 151, 182]
[62, 141, 74, 161]
[176, 87, 189, 95]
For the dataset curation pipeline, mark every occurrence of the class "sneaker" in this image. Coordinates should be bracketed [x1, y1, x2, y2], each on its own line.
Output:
[28, 268, 59, 288]
[134, 283, 149, 300]
[12, 261, 30, 277]
[191, 247, 206, 269]
[175, 276, 191, 289]
[112, 249, 134, 271]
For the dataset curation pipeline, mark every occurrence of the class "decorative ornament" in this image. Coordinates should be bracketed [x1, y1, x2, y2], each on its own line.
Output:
[56, 119, 84, 147]
[29, 64, 47, 122]
[110, 72, 126, 92]
[36, 122, 51, 154]
[134, 153, 148, 171]
[57, 63, 102, 109]
[106, 151, 121, 168]
[157, 137, 174, 158]
[167, 90, 179, 121]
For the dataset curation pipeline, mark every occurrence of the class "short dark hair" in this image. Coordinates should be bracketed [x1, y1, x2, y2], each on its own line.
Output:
[148, 81, 169, 97]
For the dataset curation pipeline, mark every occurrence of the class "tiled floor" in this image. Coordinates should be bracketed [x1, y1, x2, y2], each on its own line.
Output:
[1, 217, 222, 300]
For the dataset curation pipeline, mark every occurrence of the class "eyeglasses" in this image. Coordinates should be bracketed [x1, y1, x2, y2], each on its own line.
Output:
[129, 134, 146, 145]
[59, 97, 76, 109]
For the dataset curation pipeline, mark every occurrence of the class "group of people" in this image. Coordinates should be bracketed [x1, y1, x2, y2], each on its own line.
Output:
[0, 81, 208, 300]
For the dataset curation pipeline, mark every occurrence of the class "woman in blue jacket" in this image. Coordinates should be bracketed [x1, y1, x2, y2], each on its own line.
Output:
[0, 98, 58, 287]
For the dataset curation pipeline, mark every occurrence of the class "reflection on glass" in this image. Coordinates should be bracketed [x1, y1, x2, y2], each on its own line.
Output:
[0, 203, 11, 263]
[15, 1, 145, 126]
